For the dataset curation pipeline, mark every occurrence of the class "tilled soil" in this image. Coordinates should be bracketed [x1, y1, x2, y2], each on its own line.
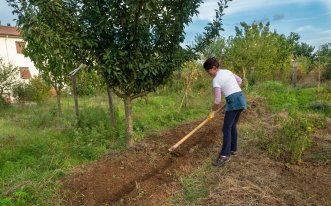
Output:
[61, 110, 331, 206]
[61, 114, 224, 206]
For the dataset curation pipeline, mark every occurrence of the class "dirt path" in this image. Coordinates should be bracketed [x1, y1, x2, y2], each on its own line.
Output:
[61, 111, 331, 206]
[62, 115, 223, 205]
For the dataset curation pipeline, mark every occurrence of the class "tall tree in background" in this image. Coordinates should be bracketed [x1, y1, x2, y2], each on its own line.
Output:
[293, 42, 315, 60]
[8, 0, 80, 115]
[315, 42, 331, 81]
[8, 0, 231, 147]
[224, 21, 293, 86]
[73, 0, 231, 147]
[293, 41, 316, 79]
[201, 37, 226, 61]
[192, 0, 231, 54]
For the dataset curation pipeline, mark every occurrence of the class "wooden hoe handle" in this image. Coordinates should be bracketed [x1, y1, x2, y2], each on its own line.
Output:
[168, 118, 209, 152]
[168, 106, 224, 152]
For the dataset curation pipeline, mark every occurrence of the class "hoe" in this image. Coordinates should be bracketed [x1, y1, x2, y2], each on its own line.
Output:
[168, 106, 224, 152]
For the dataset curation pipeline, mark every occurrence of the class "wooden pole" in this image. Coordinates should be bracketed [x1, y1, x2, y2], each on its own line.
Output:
[69, 64, 86, 119]
[72, 75, 79, 117]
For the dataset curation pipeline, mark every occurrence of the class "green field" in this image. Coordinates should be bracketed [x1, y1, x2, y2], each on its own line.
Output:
[0, 81, 330, 205]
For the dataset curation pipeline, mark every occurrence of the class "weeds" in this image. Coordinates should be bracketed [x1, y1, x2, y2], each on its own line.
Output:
[0, 79, 211, 205]
[251, 81, 328, 163]
[1, 79, 329, 205]
[252, 81, 331, 117]
[256, 111, 326, 163]
[172, 162, 214, 204]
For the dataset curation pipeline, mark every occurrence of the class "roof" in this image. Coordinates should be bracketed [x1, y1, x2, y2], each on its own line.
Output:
[0, 25, 20, 37]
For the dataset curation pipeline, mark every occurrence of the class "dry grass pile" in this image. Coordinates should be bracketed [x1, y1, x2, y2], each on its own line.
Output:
[193, 105, 331, 206]
[197, 147, 330, 206]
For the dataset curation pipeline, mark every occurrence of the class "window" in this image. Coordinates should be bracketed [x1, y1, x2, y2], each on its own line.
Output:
[16, 41, 25, 54]
[20, 67, 31, 79]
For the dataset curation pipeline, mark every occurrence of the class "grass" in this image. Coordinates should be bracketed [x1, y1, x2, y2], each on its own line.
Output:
[250, 81, 331, 116]
[0, 78, 212, 205]
[171, 81, 330, 205]
[248, 81, 328, 163]
[1, 79, 329, 205]
[171, 161, 216, 205]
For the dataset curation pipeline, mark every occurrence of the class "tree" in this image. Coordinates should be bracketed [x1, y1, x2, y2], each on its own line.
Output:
[315, 42, 331, 80]
[293, 42, 315, 60]
[9, 0, 231, 148]
[66, 69, 104, 96]
[201, 37, 226, 61]
[0, 58, 19, 99]
[72, 0, 231, 147]
[192, 0, 231, 53]
[8, 0, 81, 115]
[224, 21, 293, 86]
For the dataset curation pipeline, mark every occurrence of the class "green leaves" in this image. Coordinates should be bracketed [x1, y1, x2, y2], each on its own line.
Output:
[70, 0, 206, 99]
[10, 0, 78, 88]
[224, 21, 293, 84]
[193, 0, 232, 53]
[0, 58, 19, 96]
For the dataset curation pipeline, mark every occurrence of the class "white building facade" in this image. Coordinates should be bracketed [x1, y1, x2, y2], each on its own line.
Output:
[0, 25, 39, 100]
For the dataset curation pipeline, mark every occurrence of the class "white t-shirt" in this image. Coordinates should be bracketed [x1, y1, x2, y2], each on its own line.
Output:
[212, 69, 241, 97]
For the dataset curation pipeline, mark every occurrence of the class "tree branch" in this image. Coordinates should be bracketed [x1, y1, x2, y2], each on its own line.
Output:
[131, 91, 148, 100]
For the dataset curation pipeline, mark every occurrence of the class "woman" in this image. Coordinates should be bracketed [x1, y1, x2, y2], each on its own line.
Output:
[203, 57, 247, 167]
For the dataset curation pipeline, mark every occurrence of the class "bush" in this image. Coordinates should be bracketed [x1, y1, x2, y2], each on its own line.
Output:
[29, 77, 51, 102]
[0, 58, 19, 98]
[12, 77, 51, 103]
[324, 80, 331, 93]
[322, 65, 331, 80]
[0, 96, 10, 109]
[12, 82, 34, 103]
[261, 111, 326, 163]
[67, 70, 104, 96]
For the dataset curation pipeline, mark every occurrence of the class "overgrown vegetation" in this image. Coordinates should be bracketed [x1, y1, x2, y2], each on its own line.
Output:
[249, 81, 329, 163]
[12, 77, 51, 104]
[170, 81, 329, 205]
[261, 111, 325, 163]
[1, 74, 329, 205]
[251, 81, 331, 116]
[0, 68, 213, 205]
[0, 58, 19, 100]
[1, 1, 330, 204]
[172, 162, 215, 204]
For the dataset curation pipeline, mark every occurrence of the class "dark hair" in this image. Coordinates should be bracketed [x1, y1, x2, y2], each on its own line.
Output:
[203, 57, 219, 70]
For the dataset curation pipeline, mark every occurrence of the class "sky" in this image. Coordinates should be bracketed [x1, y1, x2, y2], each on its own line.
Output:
[184, 0, 331, 50]
[1, 0, 330, 50]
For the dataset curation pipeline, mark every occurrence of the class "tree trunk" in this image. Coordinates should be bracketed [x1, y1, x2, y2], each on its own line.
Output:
[107, 85, 117, 128]
[55, 87, 62, 116]
[292, 60, 297, 87]
[242, 68, 248, 89]
[124, 96, 134, 148]
[71, 75, 79, 118]
[317, 65, 321, 96]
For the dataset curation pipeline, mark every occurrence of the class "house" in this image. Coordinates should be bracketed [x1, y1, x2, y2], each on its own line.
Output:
[0, 25, 39, 100]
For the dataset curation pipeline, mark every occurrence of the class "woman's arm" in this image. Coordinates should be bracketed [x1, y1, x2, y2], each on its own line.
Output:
[212, 87, 221, 111]
[234, 74, 242, 85]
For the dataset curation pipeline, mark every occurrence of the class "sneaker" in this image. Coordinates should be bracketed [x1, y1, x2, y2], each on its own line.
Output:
[212, 155, 230, 167]
[230, 151, 237, 155]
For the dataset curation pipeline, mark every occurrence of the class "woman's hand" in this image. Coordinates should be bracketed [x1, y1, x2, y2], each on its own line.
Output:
[208, 111, 216, 120]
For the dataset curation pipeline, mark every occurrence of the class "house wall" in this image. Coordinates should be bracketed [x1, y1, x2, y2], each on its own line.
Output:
[0, 35, 39, 78]
[0, 26, 39, 101]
